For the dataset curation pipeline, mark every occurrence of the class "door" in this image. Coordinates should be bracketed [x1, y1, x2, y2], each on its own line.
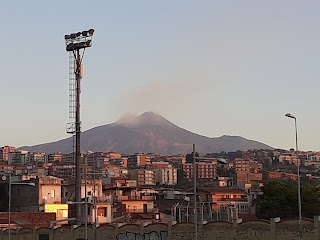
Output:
[143, 204, 147, 213]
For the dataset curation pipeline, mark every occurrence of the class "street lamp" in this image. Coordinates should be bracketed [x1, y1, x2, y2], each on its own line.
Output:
[5, 174, 36, 240]
[285, 113, 303, 239]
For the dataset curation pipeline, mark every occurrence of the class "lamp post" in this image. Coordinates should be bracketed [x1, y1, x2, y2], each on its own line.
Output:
[192, 144, 197, 240]
[7, 176, 36, 240]
[285, 113, 303, 239]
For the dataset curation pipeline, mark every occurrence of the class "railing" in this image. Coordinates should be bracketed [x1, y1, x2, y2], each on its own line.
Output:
[117, 195, 156, 201]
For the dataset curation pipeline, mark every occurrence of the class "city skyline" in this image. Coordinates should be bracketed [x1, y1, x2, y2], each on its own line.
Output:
[1, 1, 320, 150]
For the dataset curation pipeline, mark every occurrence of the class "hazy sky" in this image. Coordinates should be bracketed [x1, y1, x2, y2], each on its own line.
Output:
[1, 1, 320, 151]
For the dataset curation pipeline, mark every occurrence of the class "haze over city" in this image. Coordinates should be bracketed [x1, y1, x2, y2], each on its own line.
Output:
[1, 1, 320, 151]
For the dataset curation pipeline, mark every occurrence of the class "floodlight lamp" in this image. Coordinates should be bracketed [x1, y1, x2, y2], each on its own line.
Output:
[70, 33, 77, 39]
[86, 40, 92, 46]
[66, 43, 75, 52]
[82, 31, 88, 37]
[65, 35, 70, 40]
[285, 113, 296, 119]
[88, 29, 94, 36]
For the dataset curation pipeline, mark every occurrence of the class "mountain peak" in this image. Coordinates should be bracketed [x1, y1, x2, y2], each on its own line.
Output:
[116, 111, 171, 127]
[18, 112, 273, 154]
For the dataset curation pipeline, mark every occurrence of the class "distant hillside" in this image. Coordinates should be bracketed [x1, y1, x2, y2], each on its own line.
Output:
[19, 111, 273, 154]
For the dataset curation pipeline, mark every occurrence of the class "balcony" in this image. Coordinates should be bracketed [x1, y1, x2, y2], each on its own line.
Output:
[117, 195, 156, 201]
[213, 197, 248, 202]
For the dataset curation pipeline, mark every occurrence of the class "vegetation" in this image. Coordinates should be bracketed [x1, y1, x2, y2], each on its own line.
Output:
[175, 168, 193, 190]
[256, 180, 320, 219]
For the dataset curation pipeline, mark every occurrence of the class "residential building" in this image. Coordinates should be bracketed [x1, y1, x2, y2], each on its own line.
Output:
[152, 162, 177, 185]
[234, 159, 250, 172]
[8, 150, 30, 165]
[48, 165, 75, 179]
[30, 152, 46, 165]
[214, 177, 234, 187]
[236, 172, 263, 187]
[106, 151, 122, 159]
[279, 153, 299, 165]
[0, 146, 16, 161]
[182, 161, 217, 180]
[127, 153, 151, 168]
[47, 153, 63, 163]
[15, 165, 46, 177]
[62, 153, 75, 165]
[129, 169, 156, 186]
[39, 176, 63, 205]
[197, 187, 250, 214]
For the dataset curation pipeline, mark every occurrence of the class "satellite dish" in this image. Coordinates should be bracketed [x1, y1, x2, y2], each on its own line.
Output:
[2, 176, 7, 181]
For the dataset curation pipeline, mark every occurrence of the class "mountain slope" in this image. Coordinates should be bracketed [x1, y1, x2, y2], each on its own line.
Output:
[19, 112, 273, 154]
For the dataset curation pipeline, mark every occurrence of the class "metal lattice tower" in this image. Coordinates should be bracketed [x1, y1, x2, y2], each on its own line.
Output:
[64, 29, 94, 226]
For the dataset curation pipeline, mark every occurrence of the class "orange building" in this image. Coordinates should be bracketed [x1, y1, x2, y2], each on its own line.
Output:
[197, 187, 250, 214]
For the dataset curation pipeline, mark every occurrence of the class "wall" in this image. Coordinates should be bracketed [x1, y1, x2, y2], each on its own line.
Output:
[2, 217, 320, 240]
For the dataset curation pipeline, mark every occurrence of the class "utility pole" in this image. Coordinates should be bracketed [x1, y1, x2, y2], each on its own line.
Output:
[193, 144, 197, 240]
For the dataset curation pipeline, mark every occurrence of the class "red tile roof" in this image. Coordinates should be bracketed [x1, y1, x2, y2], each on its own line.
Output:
[0, 212, 55, 228]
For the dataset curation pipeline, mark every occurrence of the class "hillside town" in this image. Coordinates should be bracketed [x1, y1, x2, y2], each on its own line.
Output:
[0, 145, 318, 229]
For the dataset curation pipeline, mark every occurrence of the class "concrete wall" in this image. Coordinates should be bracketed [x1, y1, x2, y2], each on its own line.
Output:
[1, 217, 320, 240]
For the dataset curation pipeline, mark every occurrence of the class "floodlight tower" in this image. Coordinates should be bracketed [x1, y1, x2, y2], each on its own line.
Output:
[64, 29, 94, 225]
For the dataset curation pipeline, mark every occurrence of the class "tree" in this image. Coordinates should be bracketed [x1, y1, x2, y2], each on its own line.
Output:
[185, 152, 199, 163]
[175, 169, 193, 190]
[256, 180, 320, 219]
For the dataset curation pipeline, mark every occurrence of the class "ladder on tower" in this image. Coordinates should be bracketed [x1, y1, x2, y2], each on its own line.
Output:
[66, 51, 77, 180]
[69, 52, 76, 119]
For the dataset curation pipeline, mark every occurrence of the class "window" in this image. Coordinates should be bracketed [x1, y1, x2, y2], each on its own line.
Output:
[51, 189, 55, 198]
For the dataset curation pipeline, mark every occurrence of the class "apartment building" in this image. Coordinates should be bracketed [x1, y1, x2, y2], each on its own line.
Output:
[0, 146, 16, 161]
[279, 153, 299, 165]
[106, 151, 122, 159]
[182, 161, 217, 180]
[8, 150, 30, 165]
[108, 158, 128, 168]
[234, 158, 250, 172]
[127, 153, 151, 168]
[129, 169, 155, 186]
[62, 153, 75, 165]
[15, 165, 46, 177]
[48, 165, 75, 179]
[85, 152, 109, 169]
[47, 153, 63, 163]
[152, 162, 177, 185]
[30, 152, 46, 165]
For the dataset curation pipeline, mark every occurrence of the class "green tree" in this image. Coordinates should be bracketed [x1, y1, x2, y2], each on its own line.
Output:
[256, 180, 320, 219]
[185, 152, 199, 163]
[175, 168, 193, 190]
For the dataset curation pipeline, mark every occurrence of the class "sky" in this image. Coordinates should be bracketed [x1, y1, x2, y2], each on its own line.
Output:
[1, 1, 320, 151]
